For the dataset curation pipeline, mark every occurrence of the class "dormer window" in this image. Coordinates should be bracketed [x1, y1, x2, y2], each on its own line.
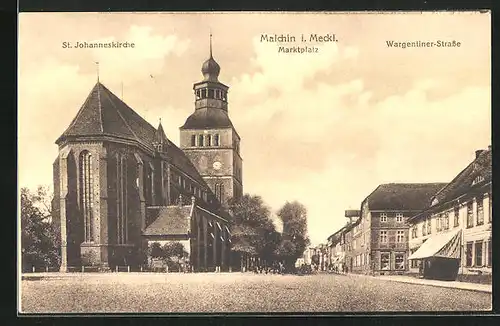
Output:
[198, 134, 204, 147]
[472, 175, 485, 186]
[431, 197, 439, 206]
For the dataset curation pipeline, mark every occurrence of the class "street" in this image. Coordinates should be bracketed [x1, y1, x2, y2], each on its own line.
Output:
[20, 272, 491, 313]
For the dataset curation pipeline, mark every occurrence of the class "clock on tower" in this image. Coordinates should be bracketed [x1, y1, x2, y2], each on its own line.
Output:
[178, 33, 243, 206]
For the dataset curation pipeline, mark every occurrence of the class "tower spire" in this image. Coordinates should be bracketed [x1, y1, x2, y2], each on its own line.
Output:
[209, 30, 213, 58]
[95, 61, 100, 82]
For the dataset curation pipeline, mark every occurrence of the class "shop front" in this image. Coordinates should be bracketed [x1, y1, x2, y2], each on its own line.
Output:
[408, 229, 462, 281]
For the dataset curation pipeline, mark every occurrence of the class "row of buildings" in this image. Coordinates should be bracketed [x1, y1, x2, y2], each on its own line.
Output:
[313, 147, 492, 277]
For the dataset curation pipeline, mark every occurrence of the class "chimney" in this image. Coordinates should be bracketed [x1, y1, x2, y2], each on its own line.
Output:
[475, 150, 485, 158]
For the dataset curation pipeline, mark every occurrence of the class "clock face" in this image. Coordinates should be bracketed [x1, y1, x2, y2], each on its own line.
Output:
[213, 161, 222, 170]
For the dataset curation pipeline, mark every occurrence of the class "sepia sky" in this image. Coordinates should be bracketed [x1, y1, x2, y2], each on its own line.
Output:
[18, 12, 491, 245]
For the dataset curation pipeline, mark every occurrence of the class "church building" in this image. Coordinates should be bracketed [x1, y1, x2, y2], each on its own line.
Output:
[52, 38, 241, 272]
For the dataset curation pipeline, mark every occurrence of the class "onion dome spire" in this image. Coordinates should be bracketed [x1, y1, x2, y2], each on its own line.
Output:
[201, 32, 220, 81]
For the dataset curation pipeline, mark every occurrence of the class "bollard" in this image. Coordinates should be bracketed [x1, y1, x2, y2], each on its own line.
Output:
[115, 266, 118, 272]
[32, 266, 35, 273]
[82, 266, 84, 273]
[166, 266, 169, 273]
[140, 266, 143, 272]
[229, 266, 232, 273]
[46, 266, 48, 273]
[128, 265, 130, 273]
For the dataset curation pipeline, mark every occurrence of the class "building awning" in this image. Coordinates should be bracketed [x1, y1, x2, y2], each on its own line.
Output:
[408, 229, 461, 260]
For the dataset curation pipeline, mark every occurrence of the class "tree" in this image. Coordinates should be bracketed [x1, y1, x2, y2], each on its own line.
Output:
[228, 194, 279, 270]
[21, 186, 60, 272]
[149, 242, 164, 258]
[276, 201, 310, 271]
[162, 242, 189, 272]
[162, 242, 188, 260]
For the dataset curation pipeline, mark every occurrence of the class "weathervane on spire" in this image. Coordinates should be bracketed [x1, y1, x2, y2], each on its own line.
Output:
[95, 61, 100, 82]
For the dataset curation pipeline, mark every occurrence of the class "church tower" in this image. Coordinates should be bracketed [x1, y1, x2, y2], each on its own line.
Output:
[180, 34, 243, 207]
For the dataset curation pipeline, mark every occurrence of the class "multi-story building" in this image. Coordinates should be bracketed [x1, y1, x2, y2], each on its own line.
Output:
[408, 147, 492, 276]
[302, 247, 315, 265]
[326, 225, 347, 270]
[344, 183, 446, 275]
[341, 210, 361, 273]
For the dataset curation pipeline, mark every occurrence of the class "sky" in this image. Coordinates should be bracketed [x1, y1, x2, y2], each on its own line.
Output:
[18, 12, 491, 246]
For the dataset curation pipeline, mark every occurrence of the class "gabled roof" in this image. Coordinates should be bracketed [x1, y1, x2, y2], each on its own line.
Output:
[143, 206, 192, 236]
[430, 149, 492, 206]
[57, 82, 156, 148]
[155, 122, 168, 145]
[366, 183, 448, 211]
[408, 148, 492, 223]
[56, 81, 208, 186]
[180, 107, 234, 130]
[327, 226, 346, 245]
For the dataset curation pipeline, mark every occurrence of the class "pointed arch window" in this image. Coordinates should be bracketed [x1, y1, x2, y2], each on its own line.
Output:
[79, 151, 94, 242]
[214, 183, 224, 203]
[116, 153, 128, 244]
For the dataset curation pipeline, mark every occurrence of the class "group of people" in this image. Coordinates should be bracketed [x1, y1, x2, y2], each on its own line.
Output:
[249, 262, 286, 275]
[329, 263, 348, 274]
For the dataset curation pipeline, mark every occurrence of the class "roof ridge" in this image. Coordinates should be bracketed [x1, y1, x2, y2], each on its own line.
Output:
[97, 82, 104, 133]
[432, 159, 476, 199]
[59, 83, 100, 139]
[99, 83, 146, 147]
[102, 83, 158, 134]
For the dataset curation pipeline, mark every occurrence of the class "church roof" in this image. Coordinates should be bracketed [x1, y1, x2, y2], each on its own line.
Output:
[143, 206, 192, 236]
[180, 107, 234, 130]
[155, 122, 168, 144]
[56, 81, 207, 186]
[365, 183, 448, 211]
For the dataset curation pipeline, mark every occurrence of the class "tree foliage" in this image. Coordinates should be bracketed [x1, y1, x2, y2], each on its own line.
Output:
[228, 194, 280, 261]
[275, 201, 310, 269]
[149, 242, 164, 258]
[162, 242, 188, 260]
[21, 186, 61, 271]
